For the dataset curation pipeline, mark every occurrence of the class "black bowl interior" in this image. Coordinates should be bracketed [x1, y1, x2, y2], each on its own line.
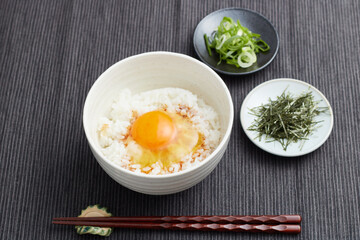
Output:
[193, 8, 279, 75]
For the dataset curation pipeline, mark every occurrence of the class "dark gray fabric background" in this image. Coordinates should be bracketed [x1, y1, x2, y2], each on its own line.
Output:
[0, 0, 359, 239]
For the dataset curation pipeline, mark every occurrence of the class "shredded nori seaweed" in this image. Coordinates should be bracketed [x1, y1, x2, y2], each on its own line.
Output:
[248, 89, 328, 151]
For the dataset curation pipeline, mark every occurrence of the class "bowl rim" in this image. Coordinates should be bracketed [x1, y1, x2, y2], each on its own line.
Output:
[193, 7, 280, 75]
[240, 78, 334, 157]
[83, 51, 234, 179]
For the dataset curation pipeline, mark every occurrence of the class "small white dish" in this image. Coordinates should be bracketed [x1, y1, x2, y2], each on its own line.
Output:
[240, 78, 334, 157]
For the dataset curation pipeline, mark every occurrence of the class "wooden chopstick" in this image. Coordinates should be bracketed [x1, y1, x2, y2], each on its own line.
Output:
[53, 214, 301, 224]
[52, 221, 301, 234]
[52, 215, 301, 234]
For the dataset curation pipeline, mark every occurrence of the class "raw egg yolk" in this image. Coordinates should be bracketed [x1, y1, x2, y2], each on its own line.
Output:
[127, 110, 202, 170]
[131, 111, 177, 150]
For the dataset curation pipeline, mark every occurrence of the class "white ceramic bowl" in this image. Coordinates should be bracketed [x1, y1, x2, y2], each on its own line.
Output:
[83, 52, 234, 195]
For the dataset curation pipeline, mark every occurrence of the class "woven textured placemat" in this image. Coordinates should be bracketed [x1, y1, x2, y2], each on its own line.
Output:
[1, 0, 359, 239]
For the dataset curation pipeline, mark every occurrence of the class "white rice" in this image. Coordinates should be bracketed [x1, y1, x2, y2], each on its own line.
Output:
[97, 88, 221, 175]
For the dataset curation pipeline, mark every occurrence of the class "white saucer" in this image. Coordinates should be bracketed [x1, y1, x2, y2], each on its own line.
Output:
[240, 78, 334, 157]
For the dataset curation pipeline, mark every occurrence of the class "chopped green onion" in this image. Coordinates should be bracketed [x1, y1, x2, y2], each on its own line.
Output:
[237, 47, 257, 68]
[204, 34, 212, 56]
[204, 16, 270, 68]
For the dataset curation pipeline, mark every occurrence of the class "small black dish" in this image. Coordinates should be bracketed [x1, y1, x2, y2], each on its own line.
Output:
[193, 8, 279, 75]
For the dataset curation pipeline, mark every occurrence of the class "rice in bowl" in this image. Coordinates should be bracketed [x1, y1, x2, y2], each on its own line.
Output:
[98, 88, 221, 175]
